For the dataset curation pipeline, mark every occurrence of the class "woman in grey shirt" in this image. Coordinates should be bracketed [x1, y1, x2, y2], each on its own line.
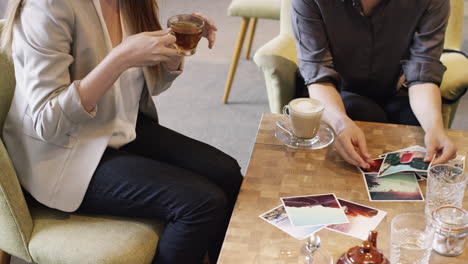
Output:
[292, 0, 456, 169]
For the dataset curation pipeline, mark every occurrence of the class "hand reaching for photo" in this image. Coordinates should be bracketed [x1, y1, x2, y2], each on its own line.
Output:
[333, 119, 372, 169]
[424, 129, 457, 165]
[193, 12, 218, 49]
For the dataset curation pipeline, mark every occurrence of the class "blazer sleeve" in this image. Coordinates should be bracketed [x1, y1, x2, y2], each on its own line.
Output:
[151, 61, 184, 96]
[15, 0, 94, 143]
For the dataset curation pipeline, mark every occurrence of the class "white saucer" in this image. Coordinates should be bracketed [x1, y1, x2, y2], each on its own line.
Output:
[275, 121, 335, 150]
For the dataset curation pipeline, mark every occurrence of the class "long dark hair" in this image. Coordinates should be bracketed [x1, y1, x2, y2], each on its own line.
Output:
[121, 0, 163, 76]
[1, 0, 163, 75]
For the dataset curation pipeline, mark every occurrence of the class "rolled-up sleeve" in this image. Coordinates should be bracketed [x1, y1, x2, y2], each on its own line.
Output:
[153, 61, 184, 95]
[291, 0, 341, 87]
[402, 0, 449, 86]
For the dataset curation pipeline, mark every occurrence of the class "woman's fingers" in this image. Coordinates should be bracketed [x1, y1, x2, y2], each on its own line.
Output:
[146, 28, 172, 37]
[159, 46, 179, 56]
[207, 32, 216, 49]
[334, 142, 358, 166]
[432, 143, 457, 165]
[353, 133, 371, 161]
[193, 12, 218, 31]
[193, 12, 217, 48]
[157, 34, 177, 46]
[342, 139, 370, 168]
[424, 144, 437, 162]
[335, 136, 369, 168]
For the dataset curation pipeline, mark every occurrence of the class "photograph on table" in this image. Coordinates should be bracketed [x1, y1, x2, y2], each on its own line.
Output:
[363, 173, 424, 201]
[359, 158, 384, 174]
[378, 151, 431, 177]
[259, 205, 324, 240]
[326, 199, 387, 240]
[415, 172, 427, 181]
[446, 155, 466, 171]
[378, 145, 426, 158]
[281, 193, 348, 227]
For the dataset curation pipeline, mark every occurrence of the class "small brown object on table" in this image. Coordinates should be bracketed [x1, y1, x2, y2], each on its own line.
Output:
[0, 250, 11, 264]
[218, 114, 468, 264]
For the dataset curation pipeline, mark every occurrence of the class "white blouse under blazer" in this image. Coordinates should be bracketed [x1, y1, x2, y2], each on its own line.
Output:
[92, 0, 146, 148]
[2, 0, 182, 212]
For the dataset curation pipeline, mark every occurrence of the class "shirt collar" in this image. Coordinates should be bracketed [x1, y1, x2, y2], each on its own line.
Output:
[341, 0, 363, 15]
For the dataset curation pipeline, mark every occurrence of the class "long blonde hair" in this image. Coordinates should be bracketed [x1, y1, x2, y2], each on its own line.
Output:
[1, 0, 162, 74]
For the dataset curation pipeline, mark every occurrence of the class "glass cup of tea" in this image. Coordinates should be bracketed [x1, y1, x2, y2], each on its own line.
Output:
[167, 14, 205, 56]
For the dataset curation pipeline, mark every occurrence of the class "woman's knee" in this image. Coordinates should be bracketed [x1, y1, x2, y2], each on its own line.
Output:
[215, 155, 243, 184]
[177, 183, 228, 222]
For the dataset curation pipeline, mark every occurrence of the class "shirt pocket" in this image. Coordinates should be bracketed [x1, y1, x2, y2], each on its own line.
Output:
[22, 114, 77, 149]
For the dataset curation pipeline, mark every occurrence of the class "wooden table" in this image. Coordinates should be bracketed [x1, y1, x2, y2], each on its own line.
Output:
[218, 114, 468, 264]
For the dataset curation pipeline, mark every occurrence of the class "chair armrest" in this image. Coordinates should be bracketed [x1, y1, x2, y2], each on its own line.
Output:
[440, 52, 468, 101]
[253, 35, 298, 113]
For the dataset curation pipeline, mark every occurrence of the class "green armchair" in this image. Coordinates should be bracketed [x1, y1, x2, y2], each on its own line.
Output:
[0, 21, 164, 264]
[254, 0, 468, 128]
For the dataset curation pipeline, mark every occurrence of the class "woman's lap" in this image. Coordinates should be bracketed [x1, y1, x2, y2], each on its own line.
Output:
[340, 91, 420, 126]
[77, 114, 243, 264]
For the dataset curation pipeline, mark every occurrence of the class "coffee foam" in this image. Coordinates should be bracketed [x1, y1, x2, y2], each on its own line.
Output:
[290, 99, 322, 114]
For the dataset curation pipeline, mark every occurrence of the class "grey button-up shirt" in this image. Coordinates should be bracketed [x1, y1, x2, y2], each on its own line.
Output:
[292, 0, 449, 100]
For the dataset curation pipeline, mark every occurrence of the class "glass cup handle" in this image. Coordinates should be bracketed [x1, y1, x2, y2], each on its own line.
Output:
[282, 105, 290, 118]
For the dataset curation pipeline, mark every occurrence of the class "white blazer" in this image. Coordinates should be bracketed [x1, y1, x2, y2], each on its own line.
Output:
[2, 0, 181, 212]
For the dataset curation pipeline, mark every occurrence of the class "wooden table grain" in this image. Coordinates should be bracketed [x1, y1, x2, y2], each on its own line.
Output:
[218, 114, 468, 264]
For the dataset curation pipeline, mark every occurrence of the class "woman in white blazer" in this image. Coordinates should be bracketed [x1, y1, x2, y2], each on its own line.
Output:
[1, 0, 243, 263]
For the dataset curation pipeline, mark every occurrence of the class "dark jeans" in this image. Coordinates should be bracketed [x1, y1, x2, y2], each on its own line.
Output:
[295, 73, 420, 126]
[340, 90, 420, 125]
[77, 114, 243, 264]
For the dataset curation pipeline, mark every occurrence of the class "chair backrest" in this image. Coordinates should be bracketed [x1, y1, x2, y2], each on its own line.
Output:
[279, 0, 292, 36]
[280, 0, 464, 50]
[0, 20, 34, 262]
[0, 29, 15, 132]
[444, 0, 464, 50]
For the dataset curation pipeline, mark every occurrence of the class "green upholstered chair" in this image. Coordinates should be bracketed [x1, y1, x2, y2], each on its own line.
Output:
[223, 0, 281, 103]
[254, 0, 468, 128]
[0, 21, 164, 264]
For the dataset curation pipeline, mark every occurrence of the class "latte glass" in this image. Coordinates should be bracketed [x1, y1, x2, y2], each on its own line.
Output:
[282, 98, 324, 140]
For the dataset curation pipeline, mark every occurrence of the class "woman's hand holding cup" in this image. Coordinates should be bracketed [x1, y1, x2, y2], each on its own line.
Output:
[193, 12, 218, 49]
[114, 29, 180, 69]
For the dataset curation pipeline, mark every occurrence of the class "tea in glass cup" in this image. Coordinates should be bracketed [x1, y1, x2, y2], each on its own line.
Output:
[167, 14, 204, 56]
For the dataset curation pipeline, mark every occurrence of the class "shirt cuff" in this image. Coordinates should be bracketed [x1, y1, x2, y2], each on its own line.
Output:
[299, 60, 341, 88]
[57, 80, 97, 124]
[401, 60, 447, 86]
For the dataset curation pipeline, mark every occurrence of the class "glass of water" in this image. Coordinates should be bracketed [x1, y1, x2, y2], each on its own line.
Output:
[425, 165, 467, 217]
[391, 213, 435, 264]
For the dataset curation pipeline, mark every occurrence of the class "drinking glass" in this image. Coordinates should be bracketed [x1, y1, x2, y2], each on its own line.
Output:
[391, 213, 435, 264]
[253, 235, 333, 264]
[425, 165, 467, 217]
